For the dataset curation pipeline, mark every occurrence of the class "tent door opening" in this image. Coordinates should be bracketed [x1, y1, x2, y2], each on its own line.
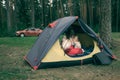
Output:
[60, 23, 94, 57]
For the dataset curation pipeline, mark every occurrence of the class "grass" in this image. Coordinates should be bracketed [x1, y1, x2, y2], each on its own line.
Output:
[0, 33, 120, 80]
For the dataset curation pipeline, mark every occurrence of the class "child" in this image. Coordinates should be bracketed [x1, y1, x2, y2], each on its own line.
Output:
[62, 35, 84, 56]
[72, 36, 84, 53]
[72, 36, 81, 48]
[62, 35, 72, 50]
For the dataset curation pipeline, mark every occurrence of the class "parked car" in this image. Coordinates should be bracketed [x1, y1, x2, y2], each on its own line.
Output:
[16, 28, 43, 37]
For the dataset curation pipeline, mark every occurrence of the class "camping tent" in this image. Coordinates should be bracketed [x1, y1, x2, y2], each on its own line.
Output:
[24, 16, 116, 70]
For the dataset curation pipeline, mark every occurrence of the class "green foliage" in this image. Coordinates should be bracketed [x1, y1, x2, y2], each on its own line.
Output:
[0, 0, 120, 37]
[17, 0, 31, 27]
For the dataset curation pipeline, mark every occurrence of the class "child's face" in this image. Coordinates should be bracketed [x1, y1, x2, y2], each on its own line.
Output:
[62, 36, 67, 41]
[74, 36, 78, 41]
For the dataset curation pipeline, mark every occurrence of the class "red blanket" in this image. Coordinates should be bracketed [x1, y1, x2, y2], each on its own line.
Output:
[65, 45, 83, 56]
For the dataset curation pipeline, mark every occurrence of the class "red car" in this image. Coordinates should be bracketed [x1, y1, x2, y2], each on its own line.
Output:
[16, 28, 43, 37]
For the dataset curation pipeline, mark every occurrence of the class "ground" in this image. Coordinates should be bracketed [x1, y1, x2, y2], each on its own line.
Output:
[0, 33, 120, 80]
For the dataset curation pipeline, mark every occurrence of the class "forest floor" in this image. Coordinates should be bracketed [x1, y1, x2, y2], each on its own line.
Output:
[0, 33, 120, 80]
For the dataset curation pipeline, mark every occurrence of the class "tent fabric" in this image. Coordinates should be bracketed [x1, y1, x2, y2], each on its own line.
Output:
[25, 17, 77, 67]
[24, 16, 116, 69]
[78, 19, 113, 57]
[41, 40, 100, 62]
[93, 52, 112, 65]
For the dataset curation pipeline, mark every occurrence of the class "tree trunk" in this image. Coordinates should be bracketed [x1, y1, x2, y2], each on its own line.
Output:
[41, 0, 45, 27]
[79, 0, 87, 23]
[116, 0, 119, 32]
[0, 2, 1, 26]
[31, 0, 35, 28]
[14, 0, 19, 30]
[0, 2, 2, 36]
[49, 1, 52, 22]
[60, 0, 64, 17]
[56, 0, 60, 18]
[88, 0, 93, 26]
[68, 0, 73, 16]
[100, 0, 112, 48]
[6, 0, 12, 32]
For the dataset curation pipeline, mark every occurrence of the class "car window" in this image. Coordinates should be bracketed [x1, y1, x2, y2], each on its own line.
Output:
[31, 28, 35, 31]
[26, 29, 29, 31]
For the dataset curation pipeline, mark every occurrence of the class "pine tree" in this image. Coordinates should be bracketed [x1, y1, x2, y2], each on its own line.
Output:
[100, 0, 112, 48]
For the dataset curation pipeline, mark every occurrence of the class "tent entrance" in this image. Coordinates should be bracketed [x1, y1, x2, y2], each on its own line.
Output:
[60, 22, 94, 57]
[60, 33, 94, 57]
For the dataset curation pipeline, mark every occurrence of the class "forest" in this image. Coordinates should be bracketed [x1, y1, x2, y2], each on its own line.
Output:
[0, 0, 120, 37]
[0, 1, 120, 80]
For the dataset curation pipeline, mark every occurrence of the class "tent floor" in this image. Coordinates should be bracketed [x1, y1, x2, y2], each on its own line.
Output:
[39, 58, 93, 69]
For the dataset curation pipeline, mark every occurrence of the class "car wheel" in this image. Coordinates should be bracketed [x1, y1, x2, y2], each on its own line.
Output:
[20, 33, 25, 37]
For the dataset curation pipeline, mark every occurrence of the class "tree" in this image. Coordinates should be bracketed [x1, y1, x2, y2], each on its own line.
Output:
[13, 0, 19, 31]
[0, 0, 120, 37]
[0, 1, 1, 27]
[59, 0, 64, 17]
[41, 0, 45, 27]
[116, 0, 119, 32]
[68, 0, 73, 16]
[72, 0, 80, 16]
[79, 0, 87, 23]
[17, 0, 31, 29]
[31, 0, 35, 27]
[6, 0, 12, 33]
[100, 0, 112, 48]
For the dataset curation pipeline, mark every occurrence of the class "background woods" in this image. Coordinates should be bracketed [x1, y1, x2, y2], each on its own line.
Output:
[0, 1, 120, 80]
[0, 0, 120, 37]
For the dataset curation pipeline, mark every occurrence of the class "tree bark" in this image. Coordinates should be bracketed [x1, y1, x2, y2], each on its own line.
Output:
[60, 0, 64, 17]
[56, 0, 60, 18]
[49, 1, 52, 22]
[80, 0, 87, 23]
[88, 0, 93, 26]
[14, 0, 19, 30]
[100, 0, 112, 48]
[0, 2, 1, 27]
[116, 0, 119, 32]
[31, 0, 35, 27]
[41, 0, 45, 27]
[68, 0, 73, 16]
[0, 2, 2, 36]
[6, 0, 12, 32]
